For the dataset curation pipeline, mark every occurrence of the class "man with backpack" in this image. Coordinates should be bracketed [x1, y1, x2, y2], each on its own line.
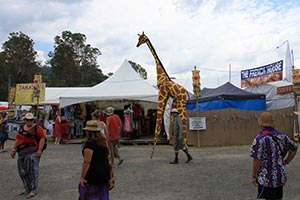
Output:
[10, 112, 46, 199]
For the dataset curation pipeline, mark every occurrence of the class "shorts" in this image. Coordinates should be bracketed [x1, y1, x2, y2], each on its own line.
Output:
[174, 138, 184, 151]
[257, 184, 283, 199]
[0, 132, 8, 142]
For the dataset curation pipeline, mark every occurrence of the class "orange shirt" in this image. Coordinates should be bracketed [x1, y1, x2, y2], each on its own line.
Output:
[15, 125, 46, 150]
[106, 114, 122, 141]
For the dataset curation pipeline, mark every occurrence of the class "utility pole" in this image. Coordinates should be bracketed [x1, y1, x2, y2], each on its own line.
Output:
[229, 64, 231, 83]
[7, 74, 11, 101]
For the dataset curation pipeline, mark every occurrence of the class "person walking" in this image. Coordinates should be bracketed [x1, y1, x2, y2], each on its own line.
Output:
[105, 106, 124, 166]
[54, 111, 62, 144]
[78, 120, 114, 200]
[10, 112, 46, 199]
[91, 110, 107, 135]
[0, 112, 8, 152]
[250, 111, 298, 200]
[169, 108, 192, 164]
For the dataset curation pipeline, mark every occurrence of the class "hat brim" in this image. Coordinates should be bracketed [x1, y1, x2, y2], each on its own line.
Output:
[83, 127, 102, 131]
[22, 117, 36, 120]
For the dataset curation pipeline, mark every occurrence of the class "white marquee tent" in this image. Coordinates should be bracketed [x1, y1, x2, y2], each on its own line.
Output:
[55, 59, 159, 108]
[244, 80, 294, 110]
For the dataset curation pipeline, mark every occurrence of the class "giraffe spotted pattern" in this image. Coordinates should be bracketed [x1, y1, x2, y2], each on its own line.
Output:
[137, 32, 188, 150]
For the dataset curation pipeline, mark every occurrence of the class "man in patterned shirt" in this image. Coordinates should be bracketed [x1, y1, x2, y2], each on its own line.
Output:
[250, 112, 297, 199]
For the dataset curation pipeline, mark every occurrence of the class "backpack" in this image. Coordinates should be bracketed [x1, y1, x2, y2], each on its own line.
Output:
[18, 125, 47, 152]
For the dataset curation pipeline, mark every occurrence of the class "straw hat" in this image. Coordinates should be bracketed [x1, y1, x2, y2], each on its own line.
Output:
[171, 108, 179, 114]
[105, 106, 114, 115]
[83, 120, 101, 131]
[258, 112, 274, 127]
[22, 112, 36, 120]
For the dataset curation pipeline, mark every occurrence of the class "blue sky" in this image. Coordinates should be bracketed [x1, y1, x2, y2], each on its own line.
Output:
[0, 0, 300, 89]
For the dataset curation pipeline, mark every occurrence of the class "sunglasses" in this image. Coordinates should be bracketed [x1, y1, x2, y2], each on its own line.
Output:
[25, 119, 34, 122]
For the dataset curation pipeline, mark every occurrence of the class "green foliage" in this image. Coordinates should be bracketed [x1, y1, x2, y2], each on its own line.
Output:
[0, 31, 40, 100]
[0, 30, 146, 101]
[48, 30, 107, 86]
[128, 60, 147, 79]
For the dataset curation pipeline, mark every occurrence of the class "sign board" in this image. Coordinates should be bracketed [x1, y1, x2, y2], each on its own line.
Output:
[15, 83, 45, 105]
[189, 117, 206, 130]
[241, 60, 283, 88]
[277, 85, 293, 94]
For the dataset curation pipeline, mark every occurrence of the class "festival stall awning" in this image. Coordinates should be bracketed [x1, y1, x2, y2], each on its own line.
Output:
[57, 59, 158, 108]
[187, 82, 266, 111]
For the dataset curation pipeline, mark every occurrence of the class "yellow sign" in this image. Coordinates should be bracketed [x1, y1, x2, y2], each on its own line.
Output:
[15, 83, 46, 105]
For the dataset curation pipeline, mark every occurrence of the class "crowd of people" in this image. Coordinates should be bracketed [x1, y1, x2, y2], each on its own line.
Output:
[7, 106, 125, 199]
[2, 107, 299, 200]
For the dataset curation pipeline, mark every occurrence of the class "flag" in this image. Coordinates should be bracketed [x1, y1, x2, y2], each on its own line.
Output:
[285, 41, 293, 82]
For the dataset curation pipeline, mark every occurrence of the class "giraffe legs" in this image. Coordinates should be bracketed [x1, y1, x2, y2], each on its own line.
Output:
[151, 94, 168, 158]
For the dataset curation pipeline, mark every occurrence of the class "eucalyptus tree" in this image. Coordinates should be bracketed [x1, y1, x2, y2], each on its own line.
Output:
[0, 31, 40, 100]
[48, 30, 107, 87]
[128, 60, 147, 79]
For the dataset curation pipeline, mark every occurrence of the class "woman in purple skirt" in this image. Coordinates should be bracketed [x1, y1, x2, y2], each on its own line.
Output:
[79, 120, 114, 200]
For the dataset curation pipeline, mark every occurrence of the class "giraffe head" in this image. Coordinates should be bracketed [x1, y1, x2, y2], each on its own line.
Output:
[136, 32, 148, 47]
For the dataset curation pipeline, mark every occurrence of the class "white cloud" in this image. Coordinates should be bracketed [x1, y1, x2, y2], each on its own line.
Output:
[36, 50, 47, 65]
[1, 0, 300, 89]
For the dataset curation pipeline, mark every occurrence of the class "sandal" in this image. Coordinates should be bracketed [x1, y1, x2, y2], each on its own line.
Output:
[18, 191, 29, 195]
[26, 192, 36, 199]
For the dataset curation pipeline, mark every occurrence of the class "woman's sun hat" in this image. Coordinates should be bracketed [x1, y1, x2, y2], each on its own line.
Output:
[105, 106, 114, 115]
[83, 120, 101, 131]
[258, 112, 274, 127]
[22, 112, 36, 120]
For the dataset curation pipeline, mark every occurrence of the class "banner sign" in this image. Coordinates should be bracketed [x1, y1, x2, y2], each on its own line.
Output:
[241, 60, 283, 88]
[15, 83, 45, 105]
[277, 85, 293, 94]
[189, 117, 206, 130]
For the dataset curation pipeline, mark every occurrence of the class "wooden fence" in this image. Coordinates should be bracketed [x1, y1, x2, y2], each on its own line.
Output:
[186, 107, 294, 147]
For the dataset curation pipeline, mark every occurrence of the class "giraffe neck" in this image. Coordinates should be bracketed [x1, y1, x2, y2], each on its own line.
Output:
[145, 40, 171, 85]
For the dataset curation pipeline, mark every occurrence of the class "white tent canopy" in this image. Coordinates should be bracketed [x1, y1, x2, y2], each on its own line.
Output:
[41, 87, 90, 105]
[58, 59, 158, 108]
[244, 80, 294, 110]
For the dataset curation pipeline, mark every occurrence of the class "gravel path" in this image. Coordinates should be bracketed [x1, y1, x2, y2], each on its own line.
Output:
[1, 140, 299, 200]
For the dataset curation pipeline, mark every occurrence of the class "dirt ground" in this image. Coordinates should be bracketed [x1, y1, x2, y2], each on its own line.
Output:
[0, 140, 299, 200]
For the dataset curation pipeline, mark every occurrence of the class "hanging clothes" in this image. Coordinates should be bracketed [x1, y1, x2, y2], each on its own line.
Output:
[123, 108, 133, 137]
[133, 103, 141, 120]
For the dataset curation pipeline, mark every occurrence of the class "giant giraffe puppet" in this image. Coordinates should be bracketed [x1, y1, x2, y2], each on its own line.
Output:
[137, 32, 188, 158]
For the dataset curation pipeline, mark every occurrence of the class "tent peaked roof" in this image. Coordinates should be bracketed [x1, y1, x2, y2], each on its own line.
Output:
[59, 59, 158, 108]
[187, 82, 266, 111]
[95, 59, 143, 84]
[198, 82, 265, 102]
[93, 59, 148, 87]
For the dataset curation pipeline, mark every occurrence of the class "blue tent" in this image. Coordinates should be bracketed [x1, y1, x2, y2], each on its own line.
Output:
[187, 82, 266, 111]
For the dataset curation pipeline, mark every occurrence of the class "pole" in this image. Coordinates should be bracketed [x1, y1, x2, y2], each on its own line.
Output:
[291, 49, 294, 68]
[36, 95, 39, 120]
[7, 74, 11, 101]
[229, 64, 231, 83]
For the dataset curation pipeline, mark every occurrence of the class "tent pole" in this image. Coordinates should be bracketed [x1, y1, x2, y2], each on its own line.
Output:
[229, 64, 231, 83]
